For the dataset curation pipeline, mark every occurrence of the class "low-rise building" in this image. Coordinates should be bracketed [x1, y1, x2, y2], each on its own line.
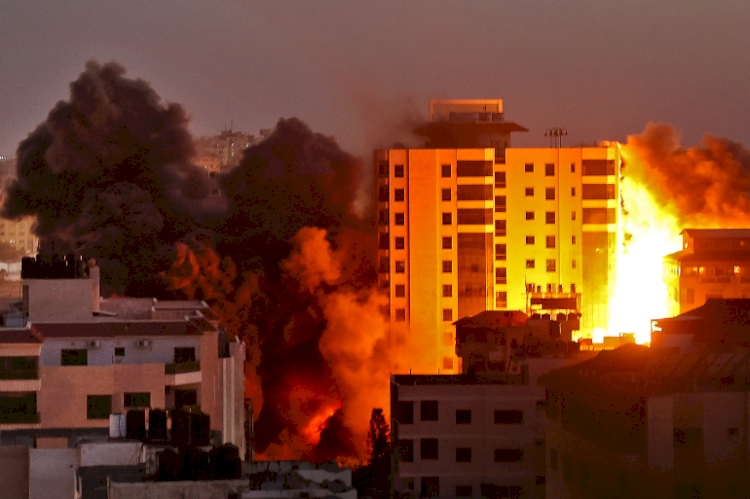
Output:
[391, 310, 593, 499]
[664, 229, 750, 316]
[540, 299, 750, 499]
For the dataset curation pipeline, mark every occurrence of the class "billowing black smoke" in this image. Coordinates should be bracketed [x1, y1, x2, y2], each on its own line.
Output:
[2, 61, 376, 460]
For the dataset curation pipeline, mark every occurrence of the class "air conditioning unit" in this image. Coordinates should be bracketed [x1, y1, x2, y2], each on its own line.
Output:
[135, 339, 152, 349]
[88, 340, 101, 349]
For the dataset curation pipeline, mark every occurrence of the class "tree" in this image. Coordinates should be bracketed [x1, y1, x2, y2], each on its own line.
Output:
[354, 408, 392, 499]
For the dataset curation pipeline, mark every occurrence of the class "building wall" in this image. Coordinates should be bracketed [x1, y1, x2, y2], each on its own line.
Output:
[108, 479, 249, 499]
[24, 278, 96, 323]
[40, 336, 202, 367]
[29, 448, 77, 499]
[379, 145, 621, 369]
[665, 261, 750, 316]
[0, 445, 29, 499]
[0, 217, 37, 257]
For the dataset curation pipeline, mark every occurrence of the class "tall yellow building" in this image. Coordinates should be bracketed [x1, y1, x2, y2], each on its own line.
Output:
[376, 100, 621, 373]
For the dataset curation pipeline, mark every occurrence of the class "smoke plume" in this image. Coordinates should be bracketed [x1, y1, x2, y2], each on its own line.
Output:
[623, 123, 750, 226]
[1, 60, 393, 461]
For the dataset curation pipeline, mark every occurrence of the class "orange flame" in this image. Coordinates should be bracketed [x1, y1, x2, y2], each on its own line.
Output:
[301, 403, 342, 446]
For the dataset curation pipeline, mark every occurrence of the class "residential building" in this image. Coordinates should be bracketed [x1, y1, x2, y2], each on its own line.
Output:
[0, 157, 38, 258]
[0, 255, 246, 457]
[193, 128, 259, 175]
[377, 99, 621, 372]
[390, 310, 593, 499]
[664, 229, 750, 316]
[539, 299, 750, 499]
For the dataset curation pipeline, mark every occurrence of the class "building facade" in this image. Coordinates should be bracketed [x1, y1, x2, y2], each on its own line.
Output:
[540, 300, 750, 499]
[377, 99, 621, 372]
[664, 229, 750, 316]
[390, 310, 593, 499]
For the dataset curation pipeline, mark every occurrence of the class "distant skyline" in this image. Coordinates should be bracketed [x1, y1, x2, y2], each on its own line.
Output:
[2, 0, 749, 159]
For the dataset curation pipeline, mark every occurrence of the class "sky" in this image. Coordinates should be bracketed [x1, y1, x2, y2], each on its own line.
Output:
[2, 0, 750, 160]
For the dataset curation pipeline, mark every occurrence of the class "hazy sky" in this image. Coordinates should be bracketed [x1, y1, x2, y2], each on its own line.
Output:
[2, 0, 749, 159]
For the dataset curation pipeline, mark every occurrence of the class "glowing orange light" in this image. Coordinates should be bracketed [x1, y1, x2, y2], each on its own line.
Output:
[301, 403, 341, 446]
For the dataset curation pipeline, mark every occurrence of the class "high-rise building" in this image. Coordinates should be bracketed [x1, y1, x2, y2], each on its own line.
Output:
[376, 100, 621, 372]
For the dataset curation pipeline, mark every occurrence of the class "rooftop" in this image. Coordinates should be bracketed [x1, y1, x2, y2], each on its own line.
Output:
[0, 327, 42, 344]
[683, 228, 750, 239]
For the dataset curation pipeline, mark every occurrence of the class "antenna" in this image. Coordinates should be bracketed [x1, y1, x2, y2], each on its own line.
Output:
[544, 127, 568, 148]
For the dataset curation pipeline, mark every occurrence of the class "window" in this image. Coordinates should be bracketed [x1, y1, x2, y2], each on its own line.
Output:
[458, 185, 492, 200]
[563, 455, 574, 483]
[394, 189, 405, 202]
[495, 410, 524, 424]
[421, 438, 439, 459]
[525, 187, 534, 196]
[550, 448, 559, 471]
[458, 208, 492, 224]
[495, 219, 506, 236]
[572, 211, 576, 221]
[395, 213, 405, 225]
[442, 189, 451, 201]
[396, 401, 414, 424]
[394, 164, 404, 178]
[496, 267, 507, 284]
[571, 187, 576, 196]
[443, 309, 453, 322]
[496, 291, 507, 308]
[398, 439, 414, 462]
[114, 347, 125, 357]
[546, 212, 555, 224]
[572, 235, 576, 244]
[526, 260, 535, 269]
[582, 183, 616, 200]
[571, 163, 576, 173]
[674, 427, 702, 447]
[395, 261, 406, 273]
[395, 237, 405, 249]
[456, 409, 471, 424]
[456, 447, 472, 463]
[494, 448, 523, 462]
[61, 349, 87, 366]
[546, 235, 555, 248]
[526, 236, 535, 245]
[545, 163, 555, 176]
[378, 186, 389, 202]
[442, 261, 453, 273]
[442, 237, 452, 250]
[582, 207, 616, 224]
[395, 285, 405, 297]
[495, 171, 506, 188]
[572, 259, 577, 269]
[421, 477, 439, 498]
[124, 392, 151, 408]
[395, 309, 406, 321]
[546, 260, 556, 272]
[495, 244, 506, 261]
[174, 347, 196, 363]
[441, 164, 451, 178]
[87, 395, 112, 419]
[442, 357, 453, 370]
[524, 163, 534, 173]
[456, 486, 473, 497]
[495, 196, 506, 213]
[421, 400, 438, 421]
[525, 211, 535, 221]
[442, 213, 452, 225]
[442, 285, 452, 298]
[378, 210, 389, 225]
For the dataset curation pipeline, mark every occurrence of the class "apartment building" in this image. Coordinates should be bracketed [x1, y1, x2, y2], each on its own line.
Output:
[0, 255, 246, 455]
[664, 229, 750, 316]
[540, 299, 750, 499]
[390, 310, 592, 499]
[376, 99, 620, 372]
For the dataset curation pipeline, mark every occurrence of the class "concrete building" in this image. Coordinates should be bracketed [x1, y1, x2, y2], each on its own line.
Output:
[193, 128, 260, 175]
[0, 255, 246, 457]
[390, 310, 593, 499]
[0, 157, 39, 259]
[539, 299, 750, 499]
[377, 99, 621, 372]
[664, 229, 750, 316]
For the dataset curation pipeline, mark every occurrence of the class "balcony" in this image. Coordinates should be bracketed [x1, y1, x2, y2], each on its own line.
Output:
[165, 361, 200, 375]
[0, 370, 38, 380]
[0, 412, 40, 424]
[165, 361, 202, 386]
